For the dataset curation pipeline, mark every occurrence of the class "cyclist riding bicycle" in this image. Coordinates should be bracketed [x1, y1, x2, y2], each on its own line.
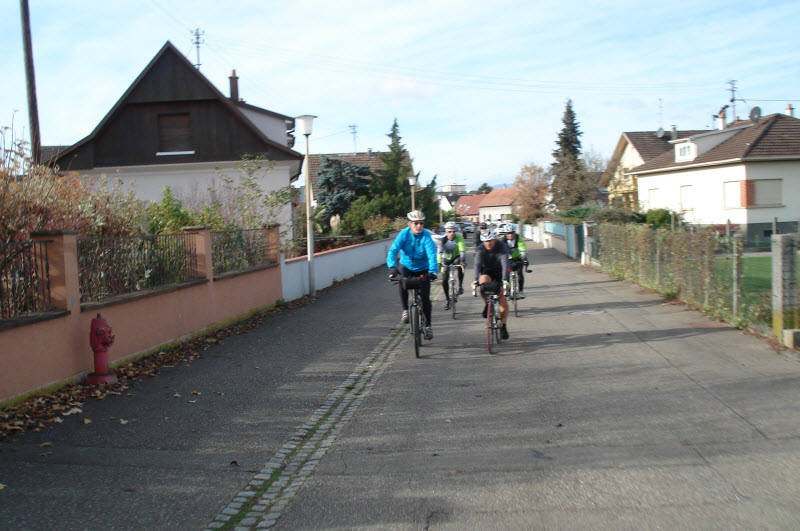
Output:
[472, 228, 510, 339]
[499, 223, 530, 298]
[437, 221, 467, 311]
[387, 210, 438, 340]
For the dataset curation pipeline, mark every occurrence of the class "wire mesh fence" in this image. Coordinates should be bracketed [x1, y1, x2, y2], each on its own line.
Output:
[0, 240, 52, 318]
[211, 228, 275, 275]
[78, 233, 199, 303]
[596, 223, 774, 331]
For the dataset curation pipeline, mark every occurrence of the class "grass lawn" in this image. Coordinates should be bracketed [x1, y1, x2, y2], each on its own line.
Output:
[716, 255, 800, 293]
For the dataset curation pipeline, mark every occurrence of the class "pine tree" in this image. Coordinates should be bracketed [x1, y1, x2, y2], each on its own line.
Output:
[371, 119, 414, 200]
[316, 156, 371, 218]
[549, 99, 596, 210]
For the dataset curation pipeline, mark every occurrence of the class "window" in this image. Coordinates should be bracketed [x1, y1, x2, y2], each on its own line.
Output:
[724, 179, 782, 208]
[680, 185, 693, 211]
[675, 142, 696, 162]
[679, 146, 691, 157]
[157, 113, 194, 155]
[647, 188, 659, 210]
[753, 179, 781, 206]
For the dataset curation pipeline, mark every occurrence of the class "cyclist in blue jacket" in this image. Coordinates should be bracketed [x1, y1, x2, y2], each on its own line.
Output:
[387, 210, 438, 339]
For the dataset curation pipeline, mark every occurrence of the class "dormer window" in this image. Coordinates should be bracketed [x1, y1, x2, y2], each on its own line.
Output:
[675, 141, 696, 162]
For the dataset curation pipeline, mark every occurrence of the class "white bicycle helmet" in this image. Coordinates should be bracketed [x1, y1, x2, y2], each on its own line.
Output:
[444, 221, 458, 231]
[480, 229, 499, 241]
[407, 210, 425, 221]
[503, 223, 516, 233]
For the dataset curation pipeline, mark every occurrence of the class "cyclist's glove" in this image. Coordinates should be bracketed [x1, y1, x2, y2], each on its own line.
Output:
[427, 272, 437, 281]
[388, 267, 398, 280]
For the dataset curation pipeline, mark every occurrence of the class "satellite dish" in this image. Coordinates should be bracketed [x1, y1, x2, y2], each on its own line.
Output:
[749, 107, 762, 122]
[655, 127, 665, 138]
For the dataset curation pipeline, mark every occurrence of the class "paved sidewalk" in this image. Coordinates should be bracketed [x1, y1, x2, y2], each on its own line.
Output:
[2, 245, 800, 530]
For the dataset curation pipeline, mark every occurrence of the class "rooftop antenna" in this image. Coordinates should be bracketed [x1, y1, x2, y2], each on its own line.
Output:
[349, 124, 357, 152]
[658, 98, 663, 129]
[191, 28, 205, 70]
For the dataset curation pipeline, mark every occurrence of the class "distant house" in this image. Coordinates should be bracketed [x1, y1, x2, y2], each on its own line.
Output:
[454, 194, 485, 222]
[599, 127, 707, 210]
[49, 41, 303, 232]
[478, 187, 519, 222]
[629, 109, 800, 243]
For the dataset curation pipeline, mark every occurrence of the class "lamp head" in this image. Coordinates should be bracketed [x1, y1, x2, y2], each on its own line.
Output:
[408, 174, 418, 187]
[295, 115, 317, 136]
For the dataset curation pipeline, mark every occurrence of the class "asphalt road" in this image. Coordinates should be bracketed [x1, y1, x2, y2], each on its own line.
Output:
[2, 242, 800, 530]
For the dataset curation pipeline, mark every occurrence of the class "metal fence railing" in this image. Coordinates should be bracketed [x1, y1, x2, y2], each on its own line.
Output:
[0, 240, 53, 318]
[78, 233, 199, 303]
[211, 228, 275, 275]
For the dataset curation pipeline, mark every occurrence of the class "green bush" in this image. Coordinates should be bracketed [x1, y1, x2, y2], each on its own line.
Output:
[645, 208, 678, 229]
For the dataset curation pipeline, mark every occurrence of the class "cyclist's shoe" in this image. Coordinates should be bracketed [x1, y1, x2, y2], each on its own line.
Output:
[501, 324, 509, 340]
[518, 291, 526, 299]
[401, 310, 409, 324]
[424, 327, 434, 340]
[458, 287, 464, 295]
[482, 303, 488, 318]
[443, 301, 451, 311]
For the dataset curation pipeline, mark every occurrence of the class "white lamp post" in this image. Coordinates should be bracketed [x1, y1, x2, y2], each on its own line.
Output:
[408, 174, 418, 211]
[296, 114, 317, 296]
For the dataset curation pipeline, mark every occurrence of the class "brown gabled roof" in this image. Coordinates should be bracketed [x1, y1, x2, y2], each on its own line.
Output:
[454, 193, 486, 216]
[478, 187, 518, 208]
[54, 41, 301, 170]
[41, 145, 71, 166]
[629, 114, 800, 175]
[306, 151, 413, 197]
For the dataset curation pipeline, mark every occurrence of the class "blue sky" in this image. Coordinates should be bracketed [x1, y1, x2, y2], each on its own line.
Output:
[3, 1, 799, 191]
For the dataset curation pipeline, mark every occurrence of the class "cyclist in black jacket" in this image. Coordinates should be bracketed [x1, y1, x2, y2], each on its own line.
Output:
[472, 228, 510, 339]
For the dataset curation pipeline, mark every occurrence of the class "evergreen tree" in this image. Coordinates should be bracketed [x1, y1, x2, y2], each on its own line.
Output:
[316, 156, 371, 219]
[371, 119, 414, 202]
[476, 182, 493, 194]
[549, 99, 596, 210]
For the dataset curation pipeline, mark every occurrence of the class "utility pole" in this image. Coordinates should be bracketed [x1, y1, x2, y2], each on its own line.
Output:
[19, 0, 41, 164]
[192, 28, 205, 70]
[349, 124, 357, 152]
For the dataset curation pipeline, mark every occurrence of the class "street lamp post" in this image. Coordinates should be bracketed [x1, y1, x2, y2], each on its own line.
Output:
[408, 174, 418, 211]
[296, 114, 317, 296]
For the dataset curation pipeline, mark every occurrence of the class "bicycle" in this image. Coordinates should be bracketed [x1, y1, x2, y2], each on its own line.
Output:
[444, 258, 463, 319]
[392, 274, 430, 358]
[508, 259, 531, 317]
[473, 281, 504, 354]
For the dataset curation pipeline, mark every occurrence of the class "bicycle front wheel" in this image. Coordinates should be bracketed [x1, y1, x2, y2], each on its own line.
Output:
[450, 276, 457, 319]
[486, 301, 495, 354]
[510, 274, 519, 317]
[410, 304, 420, 358]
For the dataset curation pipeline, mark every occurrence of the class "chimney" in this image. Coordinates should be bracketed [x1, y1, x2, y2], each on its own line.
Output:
[670, 125, 677, 140]
[229, 70, 239, 102]
[717, 110, 726, 130]
[787, 104, 795, 117]
[367, 148, 373, 158]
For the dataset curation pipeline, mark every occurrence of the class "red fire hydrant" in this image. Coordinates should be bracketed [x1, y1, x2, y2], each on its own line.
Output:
[86, 313, 118, 385]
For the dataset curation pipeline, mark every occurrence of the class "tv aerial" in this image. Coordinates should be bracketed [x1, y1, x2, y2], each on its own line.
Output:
[749, 106, 762, 123]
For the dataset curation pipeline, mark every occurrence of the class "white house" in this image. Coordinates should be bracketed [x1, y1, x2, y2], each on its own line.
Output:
[48, 42, 303, 234]
[629, 108, 800, 243]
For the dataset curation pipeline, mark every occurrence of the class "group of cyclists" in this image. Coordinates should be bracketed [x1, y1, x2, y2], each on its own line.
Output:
[387, 209, 529, 342]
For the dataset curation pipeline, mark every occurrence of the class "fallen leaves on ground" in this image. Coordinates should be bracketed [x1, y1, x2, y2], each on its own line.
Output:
[0, 287, 336, 443]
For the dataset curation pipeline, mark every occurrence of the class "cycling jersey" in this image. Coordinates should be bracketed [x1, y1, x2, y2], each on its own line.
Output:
[387, 226, 438, 273]
[474, 238, 510, 282]
[436, 233, 466, 265]
[505, 236, 528, 261]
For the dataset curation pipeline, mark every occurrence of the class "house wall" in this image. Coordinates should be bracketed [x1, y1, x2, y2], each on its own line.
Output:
[636, 161, 800, 229]
[479, 205, 514, 221]
[607, 143, 644, 210]
[78, 160, 298, 235]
